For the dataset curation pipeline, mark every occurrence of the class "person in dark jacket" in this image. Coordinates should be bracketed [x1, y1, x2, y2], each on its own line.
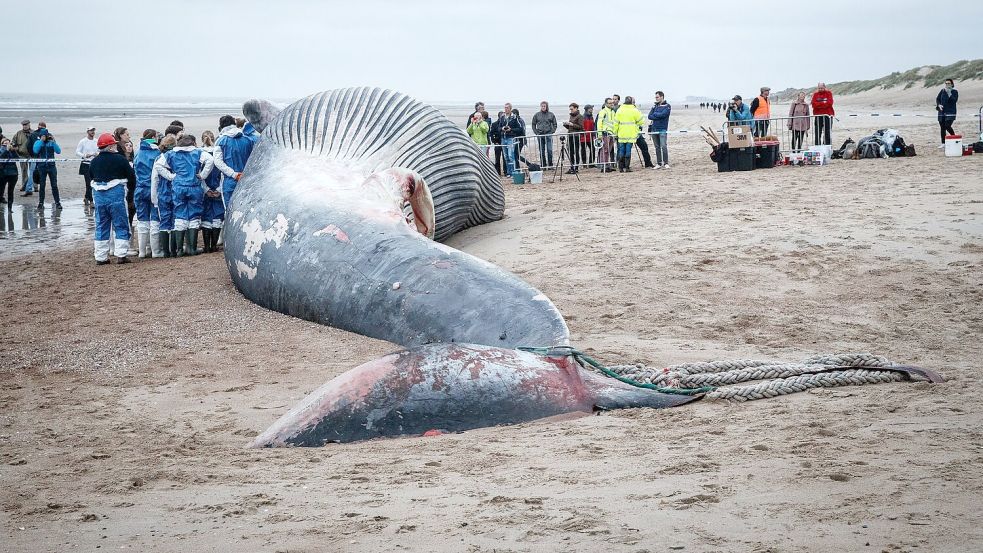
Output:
[531, 101, 558, 168]
[936, 78, 958, 147]
[647, 91, 672, 168]
[0, 138, 19, 207]
[32, 128, 62, 210]
[562, 103, 584, 174]
[499, 104, 525, 175]
[488, 111, 505, 175]
[89, 133, 137, 264]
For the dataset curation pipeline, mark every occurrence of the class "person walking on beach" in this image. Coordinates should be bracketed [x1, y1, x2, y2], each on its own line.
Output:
[32, 128, 62, 211]
[648, 91, 672, 169]
[811, 83, 834, 146]
[562, 103, 584, 174]
[0, 138, 19, 208]
[581, 104, 596, 168]
[76, 126, 99, 207]
[133, 129, 162, 258]
[199, 131, 224, 253]
[613, 96, 644, 173]
[12, 120, 34, 196]
[936, 78, 958, 148]
[532, 102, 557, 168]
[597, 98, 617, 173]
[89, 133, 136, 265]
[213, 115, 255, 209]
[750, 87, 771, 138]
[788, 92, 811, 151]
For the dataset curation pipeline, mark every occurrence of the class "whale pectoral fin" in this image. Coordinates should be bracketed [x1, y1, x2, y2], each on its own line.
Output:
[362, 168, 435, 239]
[242, 99, 282, 133]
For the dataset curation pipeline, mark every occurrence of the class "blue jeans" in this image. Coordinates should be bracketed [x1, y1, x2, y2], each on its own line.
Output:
[24, 161, 36, 192]
[537, 135, 553, 167]
[93, 185, 131, 261]
[35, 164, 59, 206]
[502, 137, 516, 175]
[617, 142, 633, 162]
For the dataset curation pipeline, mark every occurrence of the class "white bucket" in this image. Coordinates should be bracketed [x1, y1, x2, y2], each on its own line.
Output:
[528, 171, 543, 184]
[945, 135, 963, 157]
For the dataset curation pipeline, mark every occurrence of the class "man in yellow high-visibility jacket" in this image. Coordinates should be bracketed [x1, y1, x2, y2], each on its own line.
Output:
[596, 97, 617, 172]
[613, 96, 644, 172]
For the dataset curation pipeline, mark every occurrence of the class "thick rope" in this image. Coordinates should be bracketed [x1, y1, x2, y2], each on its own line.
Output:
[520, 347, 932, 402]
[606, 352, 924, 402]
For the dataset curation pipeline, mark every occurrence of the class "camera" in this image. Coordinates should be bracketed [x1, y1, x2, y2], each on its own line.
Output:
[728, 102, 736, 110]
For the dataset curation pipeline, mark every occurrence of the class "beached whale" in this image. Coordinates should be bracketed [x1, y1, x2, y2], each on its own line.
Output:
[226, 87, 569, 348]
[227, 88, 695, 445]
[249, 344, 700, 446]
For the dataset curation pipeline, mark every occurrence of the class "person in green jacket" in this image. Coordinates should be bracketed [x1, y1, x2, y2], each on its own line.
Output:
[613, 96, 644, 172]
[467, 111, 490, 155]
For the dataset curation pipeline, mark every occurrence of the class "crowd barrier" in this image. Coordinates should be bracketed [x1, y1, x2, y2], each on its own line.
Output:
[722, 115, 834, 154]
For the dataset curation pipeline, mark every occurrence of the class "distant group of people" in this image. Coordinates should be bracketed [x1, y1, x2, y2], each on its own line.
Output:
[0, 116, 260, 264]
[466, 92, 674, 175]
[724, 83, 835, 147]
[701, 102, 728, 113]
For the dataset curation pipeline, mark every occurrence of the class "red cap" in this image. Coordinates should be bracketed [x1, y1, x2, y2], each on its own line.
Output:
[97, 133, 117, 149]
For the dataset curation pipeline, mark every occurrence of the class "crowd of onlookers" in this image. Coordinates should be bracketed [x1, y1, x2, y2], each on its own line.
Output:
[465, 92, 675, 175]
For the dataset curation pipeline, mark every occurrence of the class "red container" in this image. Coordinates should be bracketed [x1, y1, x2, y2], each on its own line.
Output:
[964, 145, 974, 156]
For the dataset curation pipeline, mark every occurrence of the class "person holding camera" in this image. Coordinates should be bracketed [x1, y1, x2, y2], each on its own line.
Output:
[499, 103, 524, 175]
[467, 111, 490, 151]
[726, 95, 753, 125]
[32, 128, 62, 211]
[488, 111, 505, 175]
[562, 103, 584, 174]
[532, 102, 557, 168]
[0, 138, 19, 208]
[12, 120, 35, 196]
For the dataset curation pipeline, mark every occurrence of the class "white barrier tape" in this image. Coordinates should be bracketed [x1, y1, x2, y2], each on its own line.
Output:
[842, 113, 980, 118]
[0, 158, 86, 163]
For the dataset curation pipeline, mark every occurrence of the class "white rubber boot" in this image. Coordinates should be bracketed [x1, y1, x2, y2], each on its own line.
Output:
[149, 221, 163, 258]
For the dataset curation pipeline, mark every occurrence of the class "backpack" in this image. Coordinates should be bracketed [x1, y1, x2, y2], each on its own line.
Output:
[832, 138, 854, 159]
[973, 141, 983, 153]
[904, 144, 917, 157]
[889, 136, 906, 157]
[842, 142, 858, 160]
[857, 138, 883, 159]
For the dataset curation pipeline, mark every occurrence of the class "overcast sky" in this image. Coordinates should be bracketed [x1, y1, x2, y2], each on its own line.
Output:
[11, 0, 983, 104]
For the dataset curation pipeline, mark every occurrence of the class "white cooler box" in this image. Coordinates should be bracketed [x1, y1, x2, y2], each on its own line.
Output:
[945, 135, 962, 157]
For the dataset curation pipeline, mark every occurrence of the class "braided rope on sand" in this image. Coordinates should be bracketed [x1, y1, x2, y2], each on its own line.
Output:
[606, 353, 924, 402]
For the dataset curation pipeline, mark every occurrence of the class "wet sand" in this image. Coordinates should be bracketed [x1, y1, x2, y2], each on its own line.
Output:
[1, 106, 982, 552]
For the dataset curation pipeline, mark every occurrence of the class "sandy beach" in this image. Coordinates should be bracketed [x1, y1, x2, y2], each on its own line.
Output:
[1, 90, 982, 552]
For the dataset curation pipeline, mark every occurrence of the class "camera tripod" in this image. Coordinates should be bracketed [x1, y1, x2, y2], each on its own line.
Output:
[551, 135, 581, 183]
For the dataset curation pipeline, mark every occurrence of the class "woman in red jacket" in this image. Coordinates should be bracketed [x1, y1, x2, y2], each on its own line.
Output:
[580, 104, 596, 168]
[810, 82, 834, 146]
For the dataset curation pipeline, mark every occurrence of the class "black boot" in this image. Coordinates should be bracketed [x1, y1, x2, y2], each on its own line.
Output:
[618, 157, 624, 172]
[160, 231, 171, 258]
[171, 230, 183, 257]
[201, 229, 212, 253]
[624, 158, 633, 173]
[186, 228, 199, 256]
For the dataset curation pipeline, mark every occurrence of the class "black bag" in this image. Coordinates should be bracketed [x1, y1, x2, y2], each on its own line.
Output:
[889, 136, 907, 157]
[857, 139, 883, 159]
[973, 141, 983, 153]
[832, 138, 854, 159]
[904, 144, 916, 157]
